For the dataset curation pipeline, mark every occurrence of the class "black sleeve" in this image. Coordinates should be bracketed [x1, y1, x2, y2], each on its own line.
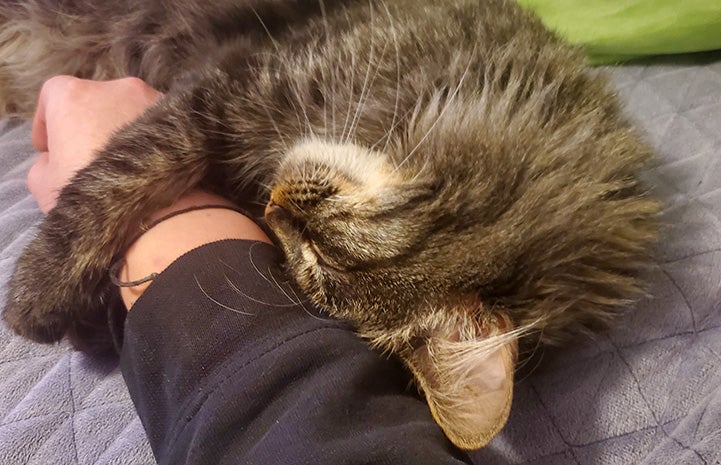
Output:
[118, 239, 471, 465]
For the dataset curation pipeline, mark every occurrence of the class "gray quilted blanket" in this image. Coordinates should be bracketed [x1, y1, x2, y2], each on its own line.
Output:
[1, 55, 720, 465]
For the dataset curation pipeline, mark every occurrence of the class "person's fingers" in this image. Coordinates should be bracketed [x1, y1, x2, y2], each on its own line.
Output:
[26, 151, 49, 191]
[31, 75, 76, 152]
[27, 75, 163, 214]
[26, 151, 54, 213]
[31, 87, 48, 153]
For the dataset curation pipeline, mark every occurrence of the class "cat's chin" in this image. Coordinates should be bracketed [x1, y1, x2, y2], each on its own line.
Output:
[264, 201, 302, 250]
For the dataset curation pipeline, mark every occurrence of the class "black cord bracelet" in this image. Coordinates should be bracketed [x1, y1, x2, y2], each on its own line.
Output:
[109, 204, 253, 287]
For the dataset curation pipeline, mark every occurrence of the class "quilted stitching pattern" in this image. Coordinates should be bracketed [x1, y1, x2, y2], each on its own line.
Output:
[0, 55, 720, 464]
[0, 121, 155, 465]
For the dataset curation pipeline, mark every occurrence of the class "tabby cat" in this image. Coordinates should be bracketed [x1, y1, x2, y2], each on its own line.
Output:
[0, 0, 658, 449]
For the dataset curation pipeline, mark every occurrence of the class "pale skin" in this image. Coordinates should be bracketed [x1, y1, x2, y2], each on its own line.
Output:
[27, 75, 271, 310]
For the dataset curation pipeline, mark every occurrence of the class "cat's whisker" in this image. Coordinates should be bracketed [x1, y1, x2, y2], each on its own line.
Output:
[236, 248, 276, 288]
[323, 195, 343, 203]
[340, 52, 356, 144]
[250, 6, 281, 57]
[224, 274, 299, 307]
[387, 98, 425, 170]
[311, 165, 325, 187]
[370, 104, 416, 155]
[394, 53, 474, 171]
[294, 75, 318, 140]
[342, 0, 376, 145]
[379, 0, 401, 156]
[248, 200, 269, 211]
[186, 108, 238, 138]
[249, 24, 307, 145]
[345, 0, 390, 145]
[320, 70, 329, 141]
[288, 196, 307, 216]
[286, 282, 333, 323]
[514, 337, 546, 385]
[221, 229, 289, 302]
[409, 156, 431, 183]
[299, 221, 309, 238]
[339, 12, 359, 143]
[349, 39, 390, 146]
[257, 180, 275, 192]
[513, 321, 549, 384]
[187, 98, 291, 156]
[252, 90, 290, 152]
[194, 274, 255, 316]
[265, 265, 309, 310]
[317, 0, 333, 142]
[270, 70, 308, 138]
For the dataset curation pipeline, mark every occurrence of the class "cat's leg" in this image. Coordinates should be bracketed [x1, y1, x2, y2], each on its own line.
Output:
[2, 95, 213, 351]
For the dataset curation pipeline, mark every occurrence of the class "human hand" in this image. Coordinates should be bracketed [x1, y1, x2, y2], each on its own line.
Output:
[27, 76, 162, 213]
[21, 75, 271, 311]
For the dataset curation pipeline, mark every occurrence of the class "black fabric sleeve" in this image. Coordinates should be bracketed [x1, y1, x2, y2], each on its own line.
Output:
[118, 239, 471, 465]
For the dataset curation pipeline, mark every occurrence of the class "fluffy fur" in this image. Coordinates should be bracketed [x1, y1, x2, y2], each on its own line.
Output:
[0, 0, 659, 448]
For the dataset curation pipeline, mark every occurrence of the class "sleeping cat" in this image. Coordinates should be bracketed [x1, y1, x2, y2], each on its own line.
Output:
[0, 0, 658, 449]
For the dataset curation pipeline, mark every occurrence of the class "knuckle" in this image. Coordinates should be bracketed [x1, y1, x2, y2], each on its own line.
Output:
[118, 76, 148, 92]
[61, 76, 88, 97]
[117, 77, 160, 102]
[41, 75, 80, 96]
[26, 161, 40, 191]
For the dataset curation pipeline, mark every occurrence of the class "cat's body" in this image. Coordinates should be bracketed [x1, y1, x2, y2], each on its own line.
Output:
[1, 0, 658, 449]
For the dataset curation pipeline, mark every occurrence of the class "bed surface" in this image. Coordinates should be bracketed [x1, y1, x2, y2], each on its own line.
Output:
[1, 55, 720, 464]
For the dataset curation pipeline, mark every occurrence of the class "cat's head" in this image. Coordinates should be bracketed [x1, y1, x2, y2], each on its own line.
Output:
[265, 139, 493, 324]
[265, 139, 520, 449]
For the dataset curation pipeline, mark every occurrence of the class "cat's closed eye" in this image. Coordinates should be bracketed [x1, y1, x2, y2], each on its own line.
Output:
[307, 239, 345, 271]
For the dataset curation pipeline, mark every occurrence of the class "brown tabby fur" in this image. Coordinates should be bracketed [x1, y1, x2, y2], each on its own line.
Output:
[0, 0, 658, 449]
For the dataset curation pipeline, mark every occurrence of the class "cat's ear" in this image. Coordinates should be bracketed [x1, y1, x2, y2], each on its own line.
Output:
[406, 313, 518, 450]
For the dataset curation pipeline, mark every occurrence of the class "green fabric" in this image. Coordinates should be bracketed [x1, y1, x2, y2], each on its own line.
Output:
[515, 0, 721, 64]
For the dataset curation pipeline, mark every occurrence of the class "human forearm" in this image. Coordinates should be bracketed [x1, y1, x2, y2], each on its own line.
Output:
[118, 189, 271, 309]
[119, 240, 470, 465]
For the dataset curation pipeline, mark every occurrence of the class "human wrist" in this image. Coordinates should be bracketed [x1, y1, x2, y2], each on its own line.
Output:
[118, 190, 272, 310]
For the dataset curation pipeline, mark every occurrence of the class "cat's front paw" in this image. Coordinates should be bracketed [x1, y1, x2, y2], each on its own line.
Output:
[3, 231, 77, 343]
[3, 278, 69, 344]
[2, 212, 112, 347]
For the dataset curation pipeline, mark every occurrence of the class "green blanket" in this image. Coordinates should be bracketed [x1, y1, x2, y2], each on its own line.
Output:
[516, 0, 721, 64]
